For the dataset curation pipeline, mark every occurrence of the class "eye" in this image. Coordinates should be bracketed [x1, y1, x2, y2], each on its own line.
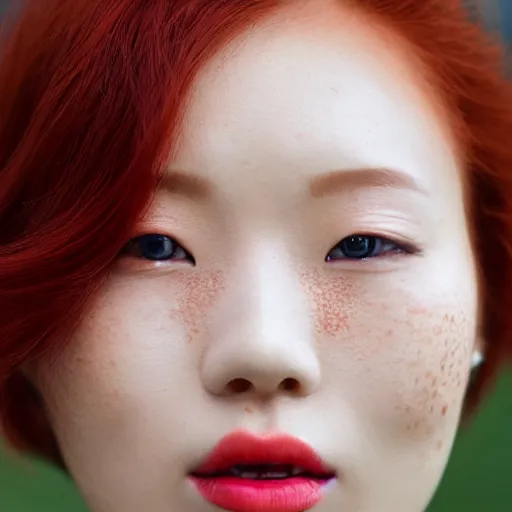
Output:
[121, 234, 194, 263]
[326, 234, 413, 261]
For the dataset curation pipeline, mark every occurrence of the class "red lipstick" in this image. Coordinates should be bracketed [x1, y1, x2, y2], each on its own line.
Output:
[189, 431, 336, 512]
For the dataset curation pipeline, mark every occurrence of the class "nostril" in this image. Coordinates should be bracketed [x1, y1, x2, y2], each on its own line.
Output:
[280, 377, 300, 392]
[227, 378, 253, 394]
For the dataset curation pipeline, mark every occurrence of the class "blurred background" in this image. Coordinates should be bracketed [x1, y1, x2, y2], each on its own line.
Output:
[0, 0, 511, 510]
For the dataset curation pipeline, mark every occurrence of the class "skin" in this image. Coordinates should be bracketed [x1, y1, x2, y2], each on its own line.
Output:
[31, 2, 480, 511]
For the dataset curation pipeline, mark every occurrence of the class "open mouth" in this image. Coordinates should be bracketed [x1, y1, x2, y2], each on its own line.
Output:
[193, 462, 333, 480]
[189, 431, 336, 512]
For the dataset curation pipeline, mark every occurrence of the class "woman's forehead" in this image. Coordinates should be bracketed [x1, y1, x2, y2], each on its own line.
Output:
[170, 6, 461, 210]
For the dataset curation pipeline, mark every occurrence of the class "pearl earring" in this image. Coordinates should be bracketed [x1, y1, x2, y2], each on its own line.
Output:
[471, 350, 485, 371]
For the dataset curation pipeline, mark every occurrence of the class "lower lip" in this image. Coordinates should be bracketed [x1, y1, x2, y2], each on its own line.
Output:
[190, 475, 332, 512]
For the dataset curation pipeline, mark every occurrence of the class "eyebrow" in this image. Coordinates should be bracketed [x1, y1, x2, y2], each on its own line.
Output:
[158, 166, 428, 200]
[309, 167, 429, 198]
[157, 169, 211, 199]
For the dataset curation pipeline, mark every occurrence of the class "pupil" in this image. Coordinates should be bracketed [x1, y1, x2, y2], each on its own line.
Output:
[139, 235, 174, 260]
[341, 235, 375, 259]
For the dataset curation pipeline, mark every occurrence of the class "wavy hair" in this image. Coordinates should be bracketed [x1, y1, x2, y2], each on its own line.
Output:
[0, 0, 511, 465]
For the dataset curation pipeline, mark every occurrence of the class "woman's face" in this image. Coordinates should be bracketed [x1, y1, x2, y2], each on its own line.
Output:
[33, 3, 479, 512]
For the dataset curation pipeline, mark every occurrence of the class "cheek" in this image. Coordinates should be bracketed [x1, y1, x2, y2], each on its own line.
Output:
[300, 268, 357, 336]
[301, 267, 477, 442]
[394, 310, 473, 437]
[33, 270, 225, 444]
[175, 270, 224, 341]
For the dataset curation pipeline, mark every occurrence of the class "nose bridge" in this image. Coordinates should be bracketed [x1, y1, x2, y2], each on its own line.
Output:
[201, 246, 321, 398]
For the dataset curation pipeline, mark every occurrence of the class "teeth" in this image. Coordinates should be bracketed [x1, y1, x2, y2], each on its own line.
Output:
[238, 471, 260, 479]
[228, 465, 305, 479]
[262, 471, 291, 479]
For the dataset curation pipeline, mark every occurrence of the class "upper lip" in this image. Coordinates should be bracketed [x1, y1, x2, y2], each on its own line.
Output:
[191, 430, 335, 477]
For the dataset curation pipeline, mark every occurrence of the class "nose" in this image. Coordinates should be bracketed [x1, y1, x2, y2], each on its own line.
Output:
[200, 253, 321, 398]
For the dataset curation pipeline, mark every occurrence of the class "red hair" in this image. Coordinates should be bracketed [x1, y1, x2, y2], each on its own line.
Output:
[0, 0, 511, 465]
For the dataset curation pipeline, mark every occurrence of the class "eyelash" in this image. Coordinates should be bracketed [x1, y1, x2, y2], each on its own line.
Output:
[120, 233, 420, 265]
[325, 234, 419, 261]
[121, 234, 195, 264]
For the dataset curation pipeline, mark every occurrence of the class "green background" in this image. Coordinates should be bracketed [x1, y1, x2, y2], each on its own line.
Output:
[1, 371, 511, 511]
[0, 0, 510, 508]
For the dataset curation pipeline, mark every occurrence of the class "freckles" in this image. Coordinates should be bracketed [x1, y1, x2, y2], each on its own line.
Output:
[299, 268, 357, 336]
[437, 312, 472, 389]
[405, 309, 473, 436]
[176, 270, 224, 342]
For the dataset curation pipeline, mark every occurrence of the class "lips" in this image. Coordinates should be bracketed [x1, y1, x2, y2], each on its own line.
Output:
[189, 431, 336, 512]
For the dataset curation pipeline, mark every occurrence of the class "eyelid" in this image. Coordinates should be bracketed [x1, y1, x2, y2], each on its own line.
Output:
[325, 233, 423, 272]
[118, 230, 195, 272]
[128, 221, 175, 239]
[328, 236, 404, 258]
[129, 223, 191, 252]
[331, 230, 422, 251]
